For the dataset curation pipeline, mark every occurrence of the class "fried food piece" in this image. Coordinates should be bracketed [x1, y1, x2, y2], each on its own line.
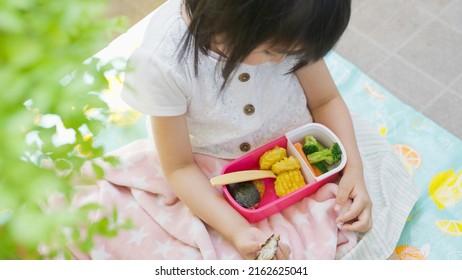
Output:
[256, 234, 280, 260]
[259, 146, 286, 170]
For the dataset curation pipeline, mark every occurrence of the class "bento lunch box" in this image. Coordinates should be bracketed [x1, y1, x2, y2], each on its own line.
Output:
[220, 123, 347, 223]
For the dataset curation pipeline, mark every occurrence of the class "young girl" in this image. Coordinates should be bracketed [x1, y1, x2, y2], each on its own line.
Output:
[121, 0, 418, 259]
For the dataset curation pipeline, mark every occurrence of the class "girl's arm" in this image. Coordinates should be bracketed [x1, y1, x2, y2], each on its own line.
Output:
[296, 59, 372, 232]
[150, 115, 290, 259]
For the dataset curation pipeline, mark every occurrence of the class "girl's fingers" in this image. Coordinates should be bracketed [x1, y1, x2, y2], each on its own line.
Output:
[276, 242, 291, 260]
[244, 243, 261, 260]
[336, 198, 363, 223]
[340, 206, 372, 232]
[335, 183, 353, 211]
[341, 213, 372, 232]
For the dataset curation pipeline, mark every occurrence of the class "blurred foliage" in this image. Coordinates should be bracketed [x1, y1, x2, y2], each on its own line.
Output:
[0, 0, 133, 259]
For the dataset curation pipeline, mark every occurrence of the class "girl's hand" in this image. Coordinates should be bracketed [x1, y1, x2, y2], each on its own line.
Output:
[232, 227, 291, 260]
[335, 167, 372, 232]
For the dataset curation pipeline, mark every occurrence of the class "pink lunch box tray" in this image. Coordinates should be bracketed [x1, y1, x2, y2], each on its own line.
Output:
[220, 123, 347, 223]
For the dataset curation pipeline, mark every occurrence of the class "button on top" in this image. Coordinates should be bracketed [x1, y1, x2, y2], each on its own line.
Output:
[243, 104, 255, 115]
[239, 142, 251, 152]
[238, 73, 250, 82]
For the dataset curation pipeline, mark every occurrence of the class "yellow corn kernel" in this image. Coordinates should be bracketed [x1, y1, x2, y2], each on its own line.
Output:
[271, 156, 301, 175]
[259, 146, 287, 170]
[274, 170, 306, 198]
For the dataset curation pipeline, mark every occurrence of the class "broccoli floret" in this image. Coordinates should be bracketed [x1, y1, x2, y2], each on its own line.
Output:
[302, 135, 326, 155]
[302, 143, 318, 155]
[307, 142, 342, 165]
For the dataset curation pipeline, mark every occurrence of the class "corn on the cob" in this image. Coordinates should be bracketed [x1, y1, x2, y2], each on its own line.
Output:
[271, 156, 301, 175]
[274, 169, 306, 197]
[259, 146, 286, 170]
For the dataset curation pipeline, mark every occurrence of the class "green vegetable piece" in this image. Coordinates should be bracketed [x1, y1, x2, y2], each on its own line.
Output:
[314, 161, 329, 174]
[307, 142, 342, 165]
[302, 135, 326, 155]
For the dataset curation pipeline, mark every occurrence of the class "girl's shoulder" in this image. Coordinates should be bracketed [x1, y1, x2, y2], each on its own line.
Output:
[139, 0, 187, 58]
[123, 1, 193, 98]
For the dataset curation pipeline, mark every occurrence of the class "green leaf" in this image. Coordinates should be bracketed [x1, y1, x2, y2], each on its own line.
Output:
[78, 238, 94, 254]
[111, 206, 118, 224]
[79, 203, 104, 213]
[103, 155, 120, 167]
[0, 9, 24, 33]
[91, 162, 104, 179]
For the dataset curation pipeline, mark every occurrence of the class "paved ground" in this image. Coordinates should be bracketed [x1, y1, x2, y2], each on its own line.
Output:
[107, 0, 462, 140]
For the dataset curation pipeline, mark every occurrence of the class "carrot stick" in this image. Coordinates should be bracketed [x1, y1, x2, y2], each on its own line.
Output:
[293, 142, 324, 177]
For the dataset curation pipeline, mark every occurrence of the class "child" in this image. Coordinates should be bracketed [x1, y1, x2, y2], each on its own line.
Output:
[121, 0, 418, 259]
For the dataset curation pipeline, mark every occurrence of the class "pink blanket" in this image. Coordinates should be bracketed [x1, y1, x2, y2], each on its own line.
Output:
[71, 139, 357, 260]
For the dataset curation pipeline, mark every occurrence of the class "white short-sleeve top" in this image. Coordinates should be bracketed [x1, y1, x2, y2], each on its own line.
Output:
[121, 0, 313, 159]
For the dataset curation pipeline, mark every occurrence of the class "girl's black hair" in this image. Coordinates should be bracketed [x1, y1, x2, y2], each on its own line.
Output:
[180, 0, 351, 87]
